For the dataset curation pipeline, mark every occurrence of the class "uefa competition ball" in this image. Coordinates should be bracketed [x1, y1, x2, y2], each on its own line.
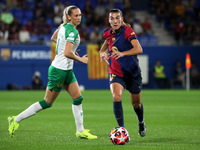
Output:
[110, 127, 130, 145]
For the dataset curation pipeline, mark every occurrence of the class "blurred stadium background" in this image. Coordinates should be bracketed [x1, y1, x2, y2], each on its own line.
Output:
[0, 0, 200, 90]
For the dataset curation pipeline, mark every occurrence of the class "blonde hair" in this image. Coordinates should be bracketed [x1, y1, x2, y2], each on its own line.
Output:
[62, 5, 78, 24]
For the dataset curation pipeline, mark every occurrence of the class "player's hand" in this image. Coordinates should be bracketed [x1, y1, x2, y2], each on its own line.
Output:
[81, 54, 88, 64]
[100, 52, 110, 65]
[111, 49, 124, 60]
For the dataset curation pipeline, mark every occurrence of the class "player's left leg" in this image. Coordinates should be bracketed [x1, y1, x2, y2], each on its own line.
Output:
[130, 92, 146, 137]
[127, 75, 146, 137]
[63, 81, 97, 139]
[8, 87, 59, 137]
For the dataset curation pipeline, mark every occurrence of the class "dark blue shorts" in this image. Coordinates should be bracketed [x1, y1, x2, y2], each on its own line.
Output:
[109, 74, 142, 94]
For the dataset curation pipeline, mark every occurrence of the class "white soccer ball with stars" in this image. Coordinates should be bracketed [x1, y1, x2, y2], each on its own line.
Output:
[110, 126, 130, 145]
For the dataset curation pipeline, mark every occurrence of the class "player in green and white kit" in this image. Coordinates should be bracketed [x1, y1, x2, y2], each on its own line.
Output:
[8, 6, 97, 139]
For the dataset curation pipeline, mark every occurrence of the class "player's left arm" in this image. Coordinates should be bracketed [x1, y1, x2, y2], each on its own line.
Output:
[112, 39, 143, 59]
[51, 29, 59, 43]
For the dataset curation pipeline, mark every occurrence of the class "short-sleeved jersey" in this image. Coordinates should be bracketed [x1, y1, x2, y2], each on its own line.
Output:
[103, 25, 141, 78]
[52, 23, 80, 70]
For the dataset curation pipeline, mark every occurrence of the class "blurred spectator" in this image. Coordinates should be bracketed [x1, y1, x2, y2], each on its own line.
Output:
[0, 7, 14, 24]
[174, 21, 186, 44]
[172, 61, 186, 88]
[156, 2, 168, 23]
[85, 13, 94, 26]
[80, 25, 90, 43]
[54, 11, 62, 26]
[34, 1, 45, 21]
[149, 0, 160, 14]
[190, 62, 200, 88]
[184, 23, 194, 45]
[10, 18, 21, 32]
[83, 0, 94, 15]
[25, 20, 33, 33]
[193, 35, 200, 45]
[142, 17, 153, 35]
[42, 20, 51, 35]
[90, 26, 103, 44]
[19, 26, 30, 44]
[32, 19, 43, 35]
[95, 2, 106, 20]
[192, 23, 200, 45]
[6, 0, 17, 8]
[65, 0, 71, 7]
[32, 71, 45, 90]
[0, 24, 9, 45]
[16, 0, 27, 9]
[44, 1, 54, 19]
[106, 1, 115, 11]
[8, 26, 19, 45]
[133, 19, 144, 35]
[93, 15, 103, 26]
[123, 0, 132, 16]
[54, 1, 64, 15]
[153, 60, 169, 89]
[174, 0, 186, 17]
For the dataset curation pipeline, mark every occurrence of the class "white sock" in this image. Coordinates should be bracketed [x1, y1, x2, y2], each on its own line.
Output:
[72, 104, 84, 132]
[16, 102, 43, 123]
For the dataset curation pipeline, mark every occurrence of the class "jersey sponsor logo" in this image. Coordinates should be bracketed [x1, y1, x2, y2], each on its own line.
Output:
[0, 48, 10, 61]
[69, 32, 75, 37]
[67, 37, 74, 41]
[57, 82, 63, 88]
[111, 46, 118, 52]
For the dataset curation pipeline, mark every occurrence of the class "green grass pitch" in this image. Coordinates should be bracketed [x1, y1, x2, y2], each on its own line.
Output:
[0, 90, 200, 150]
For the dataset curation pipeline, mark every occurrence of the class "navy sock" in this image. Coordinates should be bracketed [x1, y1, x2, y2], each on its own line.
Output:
[134, 103, 144, 122]
[113, 101, 124, 127]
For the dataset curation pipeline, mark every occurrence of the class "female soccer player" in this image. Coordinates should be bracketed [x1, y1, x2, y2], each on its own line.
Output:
[99, 9, 146, 137]
[8, 5, 97, 139]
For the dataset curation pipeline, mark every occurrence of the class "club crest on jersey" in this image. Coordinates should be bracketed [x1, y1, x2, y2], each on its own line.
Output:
[57, 82, 63, 88]
[131, 32, 135, 35]
[111, 46, 118, 52]
[110, 74, 116, 81]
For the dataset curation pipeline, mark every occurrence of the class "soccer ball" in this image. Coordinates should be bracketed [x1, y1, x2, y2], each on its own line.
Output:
[110, 127, 130, 145]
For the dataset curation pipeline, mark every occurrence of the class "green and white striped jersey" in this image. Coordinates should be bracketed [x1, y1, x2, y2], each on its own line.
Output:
[52, 23, 80, 70]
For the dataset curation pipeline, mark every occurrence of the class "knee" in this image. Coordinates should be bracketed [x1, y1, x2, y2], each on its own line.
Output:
[39, 99, 52, 109]
[72, 96, 83, 105]
[133, 102, 141, 108]
[112, 93, 122, 102]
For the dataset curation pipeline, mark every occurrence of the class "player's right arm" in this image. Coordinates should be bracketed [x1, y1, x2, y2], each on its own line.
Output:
[51, 24, 65, 43]
[64, 41, 88, 64]
[99, 40, 110, 65]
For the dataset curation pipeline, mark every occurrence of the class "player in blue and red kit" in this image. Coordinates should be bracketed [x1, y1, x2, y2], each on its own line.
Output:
[99, 9, 146, 137]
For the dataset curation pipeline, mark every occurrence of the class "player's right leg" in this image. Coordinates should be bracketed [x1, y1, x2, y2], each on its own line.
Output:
[109, 74, 125, 128]
[63, 75, 97, 140]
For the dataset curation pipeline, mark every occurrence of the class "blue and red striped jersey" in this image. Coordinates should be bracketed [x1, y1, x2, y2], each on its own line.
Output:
[103, 25, 141, 78]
